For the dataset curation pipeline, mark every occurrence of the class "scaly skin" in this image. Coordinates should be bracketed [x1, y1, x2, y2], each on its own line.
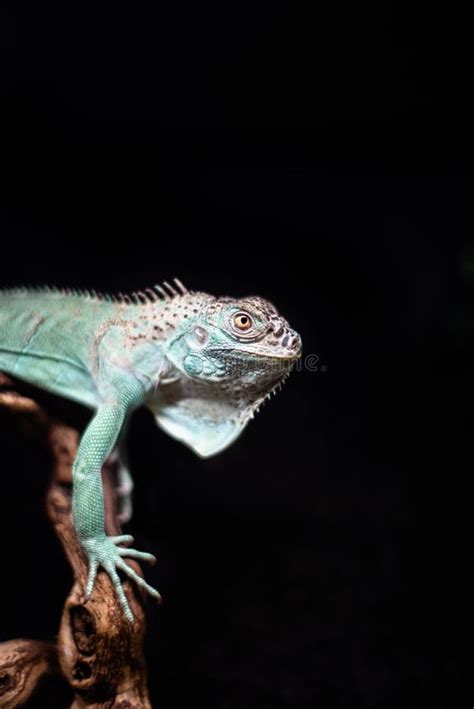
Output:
[0, 280, 302, 621]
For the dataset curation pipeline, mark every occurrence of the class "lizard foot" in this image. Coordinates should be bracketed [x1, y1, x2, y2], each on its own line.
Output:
[81, 534, 160, 622]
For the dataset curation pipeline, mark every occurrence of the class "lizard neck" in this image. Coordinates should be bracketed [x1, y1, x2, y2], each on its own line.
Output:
[105, 293, 215, 390]
[120, 292, 215, 345]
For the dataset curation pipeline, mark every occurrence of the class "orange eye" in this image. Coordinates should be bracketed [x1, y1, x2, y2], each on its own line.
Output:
[233, 312, 253, 331]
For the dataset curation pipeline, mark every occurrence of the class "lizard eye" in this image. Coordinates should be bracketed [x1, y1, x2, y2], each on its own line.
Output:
[233, 312, 253, 332]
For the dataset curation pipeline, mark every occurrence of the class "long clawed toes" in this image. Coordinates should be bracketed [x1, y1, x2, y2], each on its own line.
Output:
[111, 534, 134, 545]
[105, 562, 135, 622]
[85, 559, 98, 599]
[118, 547, 157, 565]
[116, 558, 162, 602]
[82, 536, 160, 622]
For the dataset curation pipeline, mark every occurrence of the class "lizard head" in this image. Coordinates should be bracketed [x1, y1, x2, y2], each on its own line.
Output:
[151, 292, 302, 458]
[163, 294, 302, 385]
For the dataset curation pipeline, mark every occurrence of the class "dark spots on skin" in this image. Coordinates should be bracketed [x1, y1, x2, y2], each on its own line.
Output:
[282, 334, 289, 347]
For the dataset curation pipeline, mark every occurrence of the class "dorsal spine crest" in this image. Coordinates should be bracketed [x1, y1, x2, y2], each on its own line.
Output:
[0, 277, 191, 307]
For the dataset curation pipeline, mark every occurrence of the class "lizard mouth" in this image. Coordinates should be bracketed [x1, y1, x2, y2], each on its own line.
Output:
[230, 346, 302, 363]
[260, 350, 302, 361]
[219, 348, 300, 383]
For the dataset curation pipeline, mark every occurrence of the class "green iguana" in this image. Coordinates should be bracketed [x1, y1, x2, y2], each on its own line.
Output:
[0, 280, 302, 621]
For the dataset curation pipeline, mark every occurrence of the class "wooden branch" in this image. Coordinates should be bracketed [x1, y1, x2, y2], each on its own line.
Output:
[0, 374, 152, 708]
[0, 640, 57, 709]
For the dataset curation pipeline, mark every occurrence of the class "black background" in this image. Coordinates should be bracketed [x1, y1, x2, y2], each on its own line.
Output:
[0, 2, 472, 707]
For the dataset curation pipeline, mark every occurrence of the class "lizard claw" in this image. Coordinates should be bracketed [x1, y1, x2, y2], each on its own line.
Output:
[81, 535, 160, 622]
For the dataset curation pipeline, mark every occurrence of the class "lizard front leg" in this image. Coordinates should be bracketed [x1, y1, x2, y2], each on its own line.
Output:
[72, 382, 160, 622]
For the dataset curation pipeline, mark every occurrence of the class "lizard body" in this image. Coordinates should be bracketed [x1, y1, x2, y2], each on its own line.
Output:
[0, 281, 302, 621]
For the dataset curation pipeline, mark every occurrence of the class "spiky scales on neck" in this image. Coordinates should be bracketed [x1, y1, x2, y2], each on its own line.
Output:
[142, 286, 302, 457]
